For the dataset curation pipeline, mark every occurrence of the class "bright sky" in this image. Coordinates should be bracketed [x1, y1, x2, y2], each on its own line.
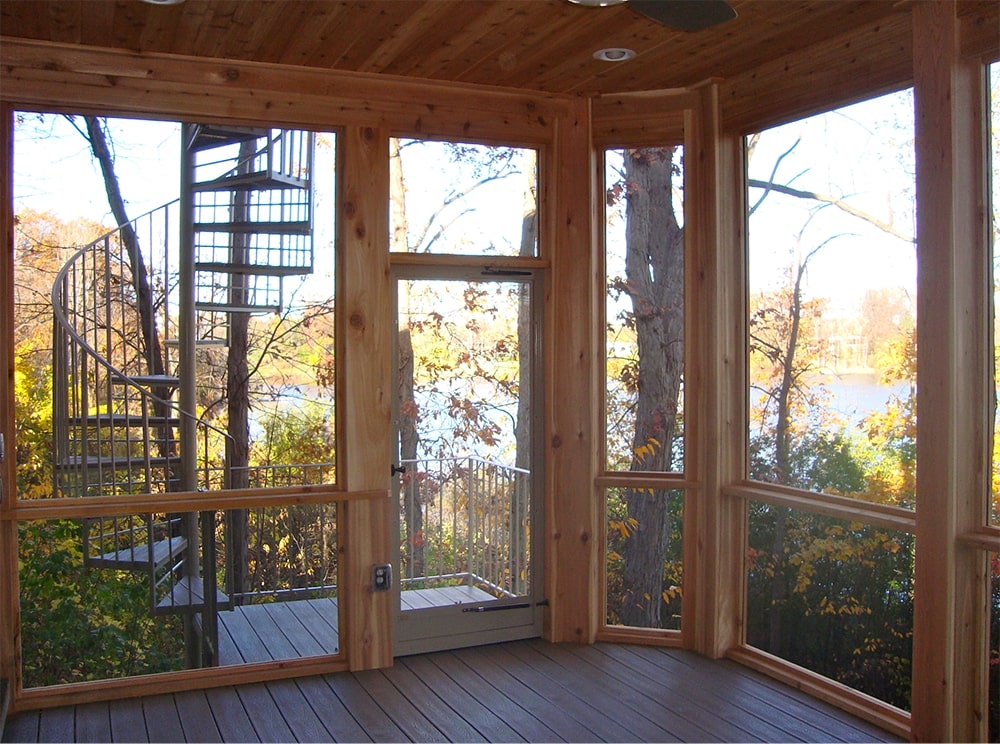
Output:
[14, 114, 181, 224]
[746, 89, 917, 312]
[14, 114, 340, 306]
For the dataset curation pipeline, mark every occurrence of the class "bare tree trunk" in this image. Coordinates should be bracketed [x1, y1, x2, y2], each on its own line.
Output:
[511, 152, 537, 596]
[619, 147, 684, 628]
[83, 117, 167, 390]
[397, 327, 423, 578]
[390, 139, 424, 579]
[766, 250, 813, 653]
[83, 117, 177, 471]
[514, 151, 537, 471]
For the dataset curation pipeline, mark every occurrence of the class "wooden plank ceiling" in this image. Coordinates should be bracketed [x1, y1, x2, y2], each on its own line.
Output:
[0, 0, 933, 96]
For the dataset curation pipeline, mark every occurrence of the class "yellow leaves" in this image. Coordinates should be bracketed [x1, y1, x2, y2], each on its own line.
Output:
[812, 595, 871, 617]
[632, 437, 661, 465]
[662, 585, 682, 603]
[609, 517, 639, 539]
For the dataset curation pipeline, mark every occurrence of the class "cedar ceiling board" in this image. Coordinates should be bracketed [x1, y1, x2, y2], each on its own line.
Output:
[108, 1, 150, 50]
[0, 0, 993, 97]
[187, 4, 239, 59]
[136, 2, 183, 52]
[719, 13, 914, 135]
[358, 2, 484, 77]
[291, 5, 366, 69]
[481, 4, 649, 89]
[143, 2, 208, 57]
[525, 13, 672, 94]
[43, 0, 82, 44]
[590, 1, 904, 96]
[322, 1, 413, 72]
[0, 0, 923, 96]
[228, 2, 310, 65]
[426, 2, 573, 85]
[960, 4, 1000, 60]
[400, 3, 527, 82]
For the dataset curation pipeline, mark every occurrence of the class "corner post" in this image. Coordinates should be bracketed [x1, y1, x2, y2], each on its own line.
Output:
[546, 96, 601, 643]
[685, 81, 748, 657]
[911, 2, 991, 739]
[341, 125, 394, 670]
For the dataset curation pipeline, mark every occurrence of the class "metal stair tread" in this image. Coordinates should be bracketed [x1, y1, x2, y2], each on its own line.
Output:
[193, 170, 308, 192]
[193, 220, 312, 235]
[194, 261, 313, 277]
[111, 374, 180, 388]
[87, 536, 188, 571]
[57, 454, 180, 469]
[194, 301, 281, 313]
[156, 576, 231, 614]
[164, 337, 227, 347]
[188, 124, 269, 151]
[68, 413, 181, 427]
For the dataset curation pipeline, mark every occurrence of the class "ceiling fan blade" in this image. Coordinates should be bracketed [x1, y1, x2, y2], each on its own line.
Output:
[629, 0, 737, 31]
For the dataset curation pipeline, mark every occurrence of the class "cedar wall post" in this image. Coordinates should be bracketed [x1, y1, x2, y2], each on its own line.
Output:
[911, 1, 991, 740]
[685, 82, 747, 658]
[0, 103, 18, 710]
[340, 125, 394, 671]
[546, 96, 600, 643]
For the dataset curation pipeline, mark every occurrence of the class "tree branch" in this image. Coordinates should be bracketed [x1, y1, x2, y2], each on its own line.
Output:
[748, 178, 914, 243]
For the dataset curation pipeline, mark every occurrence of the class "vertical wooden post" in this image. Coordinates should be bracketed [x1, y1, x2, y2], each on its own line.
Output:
[546, 96, 600, 643]
[0, 102, 20, 706]
[911, 2, 991, 739]
[685, 82, 747, 657]
[340, 125, 393, 671]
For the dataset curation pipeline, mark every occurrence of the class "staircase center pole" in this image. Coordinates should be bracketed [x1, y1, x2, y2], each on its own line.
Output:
[179, 123, 202, 667]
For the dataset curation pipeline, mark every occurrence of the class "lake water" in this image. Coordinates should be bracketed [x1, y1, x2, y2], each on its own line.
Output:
[809, 372, 911, 425]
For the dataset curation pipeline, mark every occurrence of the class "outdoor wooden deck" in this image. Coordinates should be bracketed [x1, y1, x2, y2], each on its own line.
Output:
[3, 640, 901, 743]
[217, 586, 495, 665]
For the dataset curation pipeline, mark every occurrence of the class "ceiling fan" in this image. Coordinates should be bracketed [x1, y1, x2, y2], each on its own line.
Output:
[567, 0, 737, 32]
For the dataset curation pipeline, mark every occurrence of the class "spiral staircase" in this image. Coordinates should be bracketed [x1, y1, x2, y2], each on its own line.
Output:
[50, 124, 314, 665]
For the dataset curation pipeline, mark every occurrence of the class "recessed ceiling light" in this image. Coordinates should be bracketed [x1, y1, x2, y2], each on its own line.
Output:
[140, 0, 185, 5]
[567, 0, 628, 6]
[593, 47, 636, 62]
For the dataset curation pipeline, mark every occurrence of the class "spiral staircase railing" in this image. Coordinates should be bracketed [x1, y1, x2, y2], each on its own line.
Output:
[50, 199, 230, 501]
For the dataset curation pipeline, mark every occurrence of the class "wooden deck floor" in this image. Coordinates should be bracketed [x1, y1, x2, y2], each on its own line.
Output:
[3, 640, 902, 743]
[217, 586, 496, 665]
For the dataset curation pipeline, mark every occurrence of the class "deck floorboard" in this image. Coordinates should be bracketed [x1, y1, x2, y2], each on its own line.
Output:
[202, 687, 258, 743]
[108, 698, 148, 743]
[140, 694, 184, 744]
[375, 661, 487, 743]
[514, 642, 712, 741]
[265, 679, 334, 742]
[288, 676, 371, 743]
[173, 690, 221, 743]
[233, 683, 294, 743]
[397, 653, 522, 741]
[479, 642, 643, 742]
[3, 641, 905, 743]
[425, 650, 561, 742]
[322, 672, 408, 742]
[36, 706, 73, 743]
[352, 669, 448, 743]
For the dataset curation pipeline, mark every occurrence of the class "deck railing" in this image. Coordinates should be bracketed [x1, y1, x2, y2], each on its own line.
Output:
[208, 456, 528, 608]
[398, 456, 531, 600]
